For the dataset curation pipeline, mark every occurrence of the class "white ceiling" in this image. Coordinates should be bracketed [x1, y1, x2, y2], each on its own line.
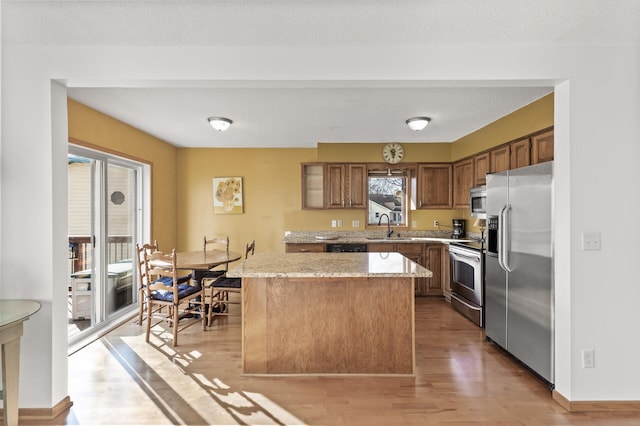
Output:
[4, 1, 639, 148]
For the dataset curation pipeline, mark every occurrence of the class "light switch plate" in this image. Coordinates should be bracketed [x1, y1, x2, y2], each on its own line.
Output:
[582, 232, 601, 250]
[352, 220, 359, 228]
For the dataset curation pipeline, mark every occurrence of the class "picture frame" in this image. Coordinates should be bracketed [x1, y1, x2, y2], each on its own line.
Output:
[212, 176, 243, 214]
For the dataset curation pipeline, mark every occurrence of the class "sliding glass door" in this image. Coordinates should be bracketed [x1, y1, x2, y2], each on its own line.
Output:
[68, 145, 149, 347]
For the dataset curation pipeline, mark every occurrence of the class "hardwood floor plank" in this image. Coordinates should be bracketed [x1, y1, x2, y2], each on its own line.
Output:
[25, 298, 640, 425]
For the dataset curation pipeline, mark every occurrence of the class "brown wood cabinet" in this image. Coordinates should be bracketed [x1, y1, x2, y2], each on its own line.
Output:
[424, 245, 444, 296]
[416, 164, 452, 209]
[325, 164, 346, 209]
[532, 129, 554, 165]
[473, 152, 490, 186]
[367, 242, 446, 296]
[368, 243, 427, 295]
[346, 163, 367, 209]
[302, 163, 366, 210]
[285, 243, 326, 253]
[301, 163, 325, 209]
[301, 127, 552, 211]
[442, 244, 452, 301]
[326, 163, 366, 209]
[510, 137, 532, 170]
[490, 145, 511, 174]
[452, 158, 474, 209]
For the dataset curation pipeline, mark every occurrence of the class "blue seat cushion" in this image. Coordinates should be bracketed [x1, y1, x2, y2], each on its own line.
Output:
[212, 276, 241, 289]
[150, 281, 201, 302]
[153, 274, 192, 287]
[202, 270, 225, 280]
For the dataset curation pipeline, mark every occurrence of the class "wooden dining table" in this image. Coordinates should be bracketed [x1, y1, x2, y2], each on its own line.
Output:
[174, 249, 242, 284]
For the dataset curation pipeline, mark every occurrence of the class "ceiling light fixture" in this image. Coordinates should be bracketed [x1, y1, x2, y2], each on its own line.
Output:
[406, 117, 431, 131]
[207, 116, 233, 132]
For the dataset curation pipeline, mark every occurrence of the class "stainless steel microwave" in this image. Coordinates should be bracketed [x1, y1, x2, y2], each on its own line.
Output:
[469, 185, 486, 218]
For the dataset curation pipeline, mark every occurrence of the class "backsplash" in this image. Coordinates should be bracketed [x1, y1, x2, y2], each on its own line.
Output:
[284, 229, 483, 242]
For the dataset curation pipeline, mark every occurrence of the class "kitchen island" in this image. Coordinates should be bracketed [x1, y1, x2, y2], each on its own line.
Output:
[227, 252, 431, 376]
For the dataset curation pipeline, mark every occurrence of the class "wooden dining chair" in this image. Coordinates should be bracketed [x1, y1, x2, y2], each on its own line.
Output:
[204, 240, 255, 328]
[135, 241, 158, 325]
[136, 241, 193, 325]
[201, 235, 230, 280]
[144, 249, 205, 347]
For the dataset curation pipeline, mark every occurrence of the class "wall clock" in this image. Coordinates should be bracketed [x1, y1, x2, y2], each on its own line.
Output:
[382, 143, 404, 164]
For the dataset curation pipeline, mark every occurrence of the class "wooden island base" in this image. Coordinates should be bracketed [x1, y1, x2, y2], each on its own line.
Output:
[242, 276, 415, 376]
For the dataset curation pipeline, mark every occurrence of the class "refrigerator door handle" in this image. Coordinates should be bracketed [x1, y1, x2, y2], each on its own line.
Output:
[498, 204, 512, 272]
[500, 204, 513, 272]
[497, 204, 507, 271]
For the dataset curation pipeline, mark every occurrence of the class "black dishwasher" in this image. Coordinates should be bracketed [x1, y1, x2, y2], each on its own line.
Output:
[325, 243, 368, 252]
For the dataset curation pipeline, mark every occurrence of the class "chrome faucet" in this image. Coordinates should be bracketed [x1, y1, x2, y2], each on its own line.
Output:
[378, 213, 393, 238]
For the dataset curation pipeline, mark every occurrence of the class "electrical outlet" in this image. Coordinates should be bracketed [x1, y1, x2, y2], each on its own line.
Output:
[582, 232, 601, 251]
[337, 219, 342, 227]
[582, 349, 595, 368]
[412, 220, 417, 228]
[434, 220, 440, 227]
[352, 220, 359, 228]
[331, 220, 337, 228]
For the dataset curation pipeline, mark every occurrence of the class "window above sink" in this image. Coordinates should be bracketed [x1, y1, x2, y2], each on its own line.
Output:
[367, 164, 414, 229]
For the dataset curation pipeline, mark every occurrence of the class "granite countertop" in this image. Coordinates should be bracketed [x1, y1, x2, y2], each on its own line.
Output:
[227, 252, 432, 278]
[283, 230, 476, 245]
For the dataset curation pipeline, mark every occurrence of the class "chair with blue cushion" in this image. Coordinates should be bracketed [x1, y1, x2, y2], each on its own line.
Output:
[136, 241, 192, 325]
[136, 241, 158, 325]
[201, 235, 230, 281]
[144, 249, 204, 346]
[205, 240, 255, 327]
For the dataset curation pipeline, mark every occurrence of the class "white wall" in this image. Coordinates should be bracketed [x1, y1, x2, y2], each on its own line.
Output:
[2, 43, 639, 408]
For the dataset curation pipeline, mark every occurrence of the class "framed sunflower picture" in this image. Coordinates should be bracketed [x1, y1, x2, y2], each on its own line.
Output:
[212, 176, 244, 214]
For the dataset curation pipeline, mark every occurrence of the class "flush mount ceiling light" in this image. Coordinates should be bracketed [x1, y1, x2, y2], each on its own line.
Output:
[207, 116, 233, 132]
[406, 117, 431, 131]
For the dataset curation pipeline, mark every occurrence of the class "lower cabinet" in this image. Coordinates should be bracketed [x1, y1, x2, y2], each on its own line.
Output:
[285, 243, 325, 253]
[285, 241, 449, 297]
[442, 244, 452, 301]
[424, 244, 444, 296]
[368, 242, 445, 296]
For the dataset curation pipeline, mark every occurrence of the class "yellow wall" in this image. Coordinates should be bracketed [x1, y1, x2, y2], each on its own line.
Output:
[68, 92, 553, 254]
[67, 99, 180, 249]
[452, 93, 554, 160]
[177, 148, 318, 254]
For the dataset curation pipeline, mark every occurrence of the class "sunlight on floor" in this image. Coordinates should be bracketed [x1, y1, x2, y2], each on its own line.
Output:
[79, 331, 308, 425]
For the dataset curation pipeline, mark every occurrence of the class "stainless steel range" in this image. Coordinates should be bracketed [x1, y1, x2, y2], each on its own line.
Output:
[449, 240, 484, 327]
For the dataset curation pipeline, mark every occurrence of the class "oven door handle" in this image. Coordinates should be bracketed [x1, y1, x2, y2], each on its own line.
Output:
[450, 251, 480, 263]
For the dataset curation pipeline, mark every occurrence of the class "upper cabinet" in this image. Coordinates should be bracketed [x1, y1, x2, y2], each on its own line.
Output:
[473, 152, 490, 186]
[453, 158, 474, 209]
[326, 163, 346, 208]
[301, 127, 553, 211]
[301, 163, 325, 209]
[302, 163, 367, 210]
[490, 144, 511, 174]
[326, 163, 367, 209]
[531, 129, 554, 165]
[346, 163, 367, 209]
[510, 137, 531, 170]
[416, 164, 452, 209]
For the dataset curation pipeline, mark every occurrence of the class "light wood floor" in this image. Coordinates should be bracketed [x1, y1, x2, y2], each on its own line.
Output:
[35, 298, 639, 425]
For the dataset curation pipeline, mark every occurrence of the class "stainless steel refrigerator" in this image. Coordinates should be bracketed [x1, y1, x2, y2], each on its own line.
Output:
[485, 161, 554, 386]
